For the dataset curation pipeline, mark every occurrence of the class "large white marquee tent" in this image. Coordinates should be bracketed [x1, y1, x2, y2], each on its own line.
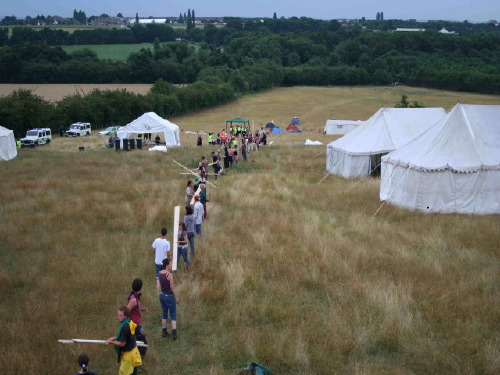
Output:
[117, 112, 180, 148]
[326, 108, 446, 178]
[0, 125, 17, 161]
[380, 104, 500, 214]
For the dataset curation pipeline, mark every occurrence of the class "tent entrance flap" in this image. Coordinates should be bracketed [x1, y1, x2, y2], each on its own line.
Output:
[369, 153, 387, 177]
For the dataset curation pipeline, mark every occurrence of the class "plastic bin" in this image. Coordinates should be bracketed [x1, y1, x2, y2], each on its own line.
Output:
[115, 139, 120, 151]
[129, 138, 135, 150]
[136, 138, 143, 149]
[123, 138, 130, 151]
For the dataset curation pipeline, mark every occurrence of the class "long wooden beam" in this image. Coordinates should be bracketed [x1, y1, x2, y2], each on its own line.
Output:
[172, 206, 180, 271]
[172, 159, 217, 189]
[58, 339, 148, 347]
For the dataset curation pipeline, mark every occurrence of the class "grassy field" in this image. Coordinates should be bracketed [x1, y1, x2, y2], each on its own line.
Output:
[61, 43, 154, 60]
[0, 86, 499, 375]
[0, 84, 153, 102]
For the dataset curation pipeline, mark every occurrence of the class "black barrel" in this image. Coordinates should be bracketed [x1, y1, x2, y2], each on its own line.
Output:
[115, 138, 120, 151]
[136, 138, 143, 149]
[123, 138, 129, 151]
[129, 138, 135, 150]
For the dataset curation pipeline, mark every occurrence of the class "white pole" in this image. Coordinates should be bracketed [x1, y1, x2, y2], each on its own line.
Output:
[58, 339, 148, 347]
[172, 206, 180, 271]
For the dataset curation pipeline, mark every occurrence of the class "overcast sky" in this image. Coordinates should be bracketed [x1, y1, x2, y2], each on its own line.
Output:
[1, 0, 499, 22]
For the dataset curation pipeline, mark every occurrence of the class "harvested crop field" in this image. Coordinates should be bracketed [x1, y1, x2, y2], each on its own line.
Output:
[0, 84, 153, 102]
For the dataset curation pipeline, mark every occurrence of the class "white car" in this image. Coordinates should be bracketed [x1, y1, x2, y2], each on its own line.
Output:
[97, 126, 121, 136]
[66, 122, 91, 137]
[21, 128, 52, 147]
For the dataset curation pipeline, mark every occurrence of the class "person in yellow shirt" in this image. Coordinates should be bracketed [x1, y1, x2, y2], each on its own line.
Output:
[106, 306, 142, 375]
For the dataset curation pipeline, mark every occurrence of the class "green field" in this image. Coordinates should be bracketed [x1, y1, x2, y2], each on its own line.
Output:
[62, 43, 154, 60]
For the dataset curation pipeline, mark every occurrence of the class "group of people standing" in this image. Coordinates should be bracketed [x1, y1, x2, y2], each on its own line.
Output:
[77, 130, 271, 375]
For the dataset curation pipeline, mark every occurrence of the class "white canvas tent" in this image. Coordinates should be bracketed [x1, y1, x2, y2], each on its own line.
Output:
[117, 112, 180, 148]
[326, 108, 446, 178]
[0, 126, 17, 161]
[380, 104, 500, 214]
[324, 119, 364, 135]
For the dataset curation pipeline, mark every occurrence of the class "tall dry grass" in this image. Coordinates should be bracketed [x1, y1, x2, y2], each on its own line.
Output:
[0, 86, 499, 375]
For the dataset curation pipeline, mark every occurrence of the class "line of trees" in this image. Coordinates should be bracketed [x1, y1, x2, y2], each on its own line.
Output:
[1, 17, 499, 136]
[1, 25, 498, 91]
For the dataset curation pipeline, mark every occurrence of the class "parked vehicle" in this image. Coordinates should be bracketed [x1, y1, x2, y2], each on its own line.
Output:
[20, 128, 52, 147]
[97, 126, 121, 136]
[66, 122, 91, 137]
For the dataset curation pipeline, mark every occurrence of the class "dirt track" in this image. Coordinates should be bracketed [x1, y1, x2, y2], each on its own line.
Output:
[0, 84, 152, 102]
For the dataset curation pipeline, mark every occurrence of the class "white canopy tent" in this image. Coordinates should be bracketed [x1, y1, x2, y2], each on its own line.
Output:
[117, 112, 180, 148]
[326, 108, 446, 178]
[0, 126, 17, 161]
[380, 104, 500, 214]
[324, 119, 364, 135]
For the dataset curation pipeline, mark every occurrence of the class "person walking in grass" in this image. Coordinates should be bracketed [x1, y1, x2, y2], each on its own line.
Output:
[185, 180, 194, 206]
[73, 353, 97, 375]
[177, 222, 191, 270]
[105, 306, 142, 375]
[199, 184, 208, 220]
[233, 144, 239, 163]
[200, 155, 209, 178]
[183, 205, 196, 257]
[127, 279, 148, 361]
[211, 151, 221, 180]
[152, 228, 170, 280]
[223, 147, 230, 169]
[157, 258, 178, 341]
[193, 195, 204, 235]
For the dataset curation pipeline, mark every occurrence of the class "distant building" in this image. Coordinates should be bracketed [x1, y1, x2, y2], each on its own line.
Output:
[395, 28, 425, 32]
[128, 18, 168, 24]
[439, 28, 456, 34]
[91, 17, 126, 26]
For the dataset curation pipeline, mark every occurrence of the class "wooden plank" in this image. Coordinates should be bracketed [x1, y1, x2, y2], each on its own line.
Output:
[190, 186, 201, 206]
[172, 159, 217, 189]
[172, 206, 180, 271]
[58, 339, 148, 347]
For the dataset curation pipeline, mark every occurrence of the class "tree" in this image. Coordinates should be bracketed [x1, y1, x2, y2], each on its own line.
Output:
[117, 13, 123, 18]
[395, 94, 424, 108]
[381, 12, 384, 21]
[273, 12, 277, 20]
[72, 10, 86, 25]
[187, 9, 195, 31]
[135, 13, 139, 24]
[395, 94, 410, 107]
[376, 12, 380, 21]
[0, 89, 54, 137]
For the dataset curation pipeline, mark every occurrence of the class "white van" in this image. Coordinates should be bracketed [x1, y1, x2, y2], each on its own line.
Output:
[66, 122, 91, 137]
[20, 127, 52, 147]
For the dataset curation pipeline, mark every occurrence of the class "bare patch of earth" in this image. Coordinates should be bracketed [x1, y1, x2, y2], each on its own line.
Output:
[0, 84, 153, 102]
